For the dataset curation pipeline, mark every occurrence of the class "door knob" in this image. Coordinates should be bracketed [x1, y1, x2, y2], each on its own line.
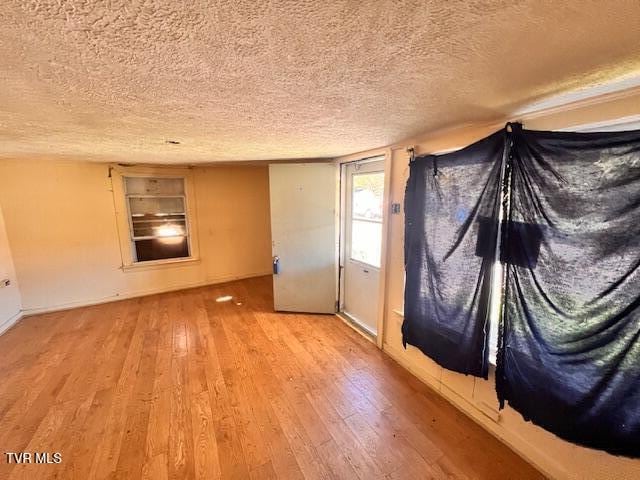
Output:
[273, 256, 281, 274]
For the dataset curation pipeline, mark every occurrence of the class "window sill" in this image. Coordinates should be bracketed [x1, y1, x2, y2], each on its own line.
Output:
[121, 257, 201, 272]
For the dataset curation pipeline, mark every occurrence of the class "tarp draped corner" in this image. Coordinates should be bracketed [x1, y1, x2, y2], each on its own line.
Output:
[497, 128, 640, 457]
[403, 124, 640, 456]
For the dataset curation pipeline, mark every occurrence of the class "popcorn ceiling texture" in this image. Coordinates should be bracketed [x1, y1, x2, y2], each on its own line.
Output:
[0, 0, 639, 163]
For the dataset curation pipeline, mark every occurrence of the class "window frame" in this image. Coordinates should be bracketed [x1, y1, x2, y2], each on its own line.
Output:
[348, 169, 385, 269]
[111, 165, 200, 270]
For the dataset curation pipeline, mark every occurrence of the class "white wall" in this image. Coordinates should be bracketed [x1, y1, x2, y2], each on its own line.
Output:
[336, 90, 640, 480]
[0, 160, 272, 313]
[0, 202, 22, 332]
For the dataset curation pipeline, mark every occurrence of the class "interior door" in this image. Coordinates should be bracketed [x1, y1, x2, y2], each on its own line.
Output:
[269, 163, 338, 313]
[341, 160, 385, 335]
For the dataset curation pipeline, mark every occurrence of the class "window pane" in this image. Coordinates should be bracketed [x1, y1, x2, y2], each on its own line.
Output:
[352, 172, 384, 221]
[128, 197, 185, 216]
[129, 196, 187, 239]
[131, 217, 187, 238]
[351, 220, 382, 267]
[125, 177, 185, 195]
[134, 238, 189, 262]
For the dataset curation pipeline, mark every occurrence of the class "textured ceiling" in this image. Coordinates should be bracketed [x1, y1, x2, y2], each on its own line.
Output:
[0, 1, 639, 163]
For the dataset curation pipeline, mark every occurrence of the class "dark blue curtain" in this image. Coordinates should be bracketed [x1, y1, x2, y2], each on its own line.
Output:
[497, 126, 640, 457]
[402, 130, 506, 378]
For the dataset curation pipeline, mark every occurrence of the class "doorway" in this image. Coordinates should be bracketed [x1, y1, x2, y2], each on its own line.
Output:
[339, 158, 385, 336]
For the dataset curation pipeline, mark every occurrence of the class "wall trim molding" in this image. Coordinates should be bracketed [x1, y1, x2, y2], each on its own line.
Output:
[333, 82, 640, 161]
[513, 82, 640, 120]
[382, 341, 563, 480]
[20, 271, 272, 317]
[0, 310, 23, 336]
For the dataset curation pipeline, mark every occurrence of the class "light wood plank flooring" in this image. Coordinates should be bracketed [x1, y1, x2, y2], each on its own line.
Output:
[0, 276, 544, 479]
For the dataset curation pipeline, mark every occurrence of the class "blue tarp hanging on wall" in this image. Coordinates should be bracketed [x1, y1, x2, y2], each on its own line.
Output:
[403, 123, 640, 455]
[497, 126, 640, 457]
[402, 130, 506, 378]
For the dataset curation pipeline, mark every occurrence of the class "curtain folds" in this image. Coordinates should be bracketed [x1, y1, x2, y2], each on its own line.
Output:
[497, 126, 640, 457]
[402, 130, 506, 378]
[403, 123, 640, 455]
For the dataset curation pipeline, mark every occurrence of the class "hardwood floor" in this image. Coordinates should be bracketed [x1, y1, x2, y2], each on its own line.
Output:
[0, 276, 544, 479]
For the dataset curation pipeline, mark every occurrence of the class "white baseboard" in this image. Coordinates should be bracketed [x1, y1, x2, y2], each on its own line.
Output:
[0, 310, 23, 336]
[20, 271, 272, 317]
[336, 312, 377, 344]
[382, 341, 562, 480]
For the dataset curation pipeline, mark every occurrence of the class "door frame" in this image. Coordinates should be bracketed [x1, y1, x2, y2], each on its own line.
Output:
[336, 150, 391, 348]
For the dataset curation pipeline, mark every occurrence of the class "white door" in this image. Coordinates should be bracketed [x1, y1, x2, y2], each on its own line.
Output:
[340, 160, 385, 335]
[269, 163, 338, 313]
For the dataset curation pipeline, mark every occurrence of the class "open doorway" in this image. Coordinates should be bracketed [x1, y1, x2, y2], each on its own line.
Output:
[339, 158, 385, 337]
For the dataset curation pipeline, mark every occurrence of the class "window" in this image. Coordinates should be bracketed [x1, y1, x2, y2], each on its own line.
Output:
[111, 166, 199, 268]
[124, 177, 191, 263]
[350, 171, 384, 267]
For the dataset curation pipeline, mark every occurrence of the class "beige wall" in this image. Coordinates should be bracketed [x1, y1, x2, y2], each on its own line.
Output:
[0, 202, 22, 331]
[0, 160, 272, 312]
[337, 91, 640, 480]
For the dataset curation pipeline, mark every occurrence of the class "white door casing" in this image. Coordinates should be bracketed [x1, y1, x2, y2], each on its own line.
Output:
[341, 160, 385, 335]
